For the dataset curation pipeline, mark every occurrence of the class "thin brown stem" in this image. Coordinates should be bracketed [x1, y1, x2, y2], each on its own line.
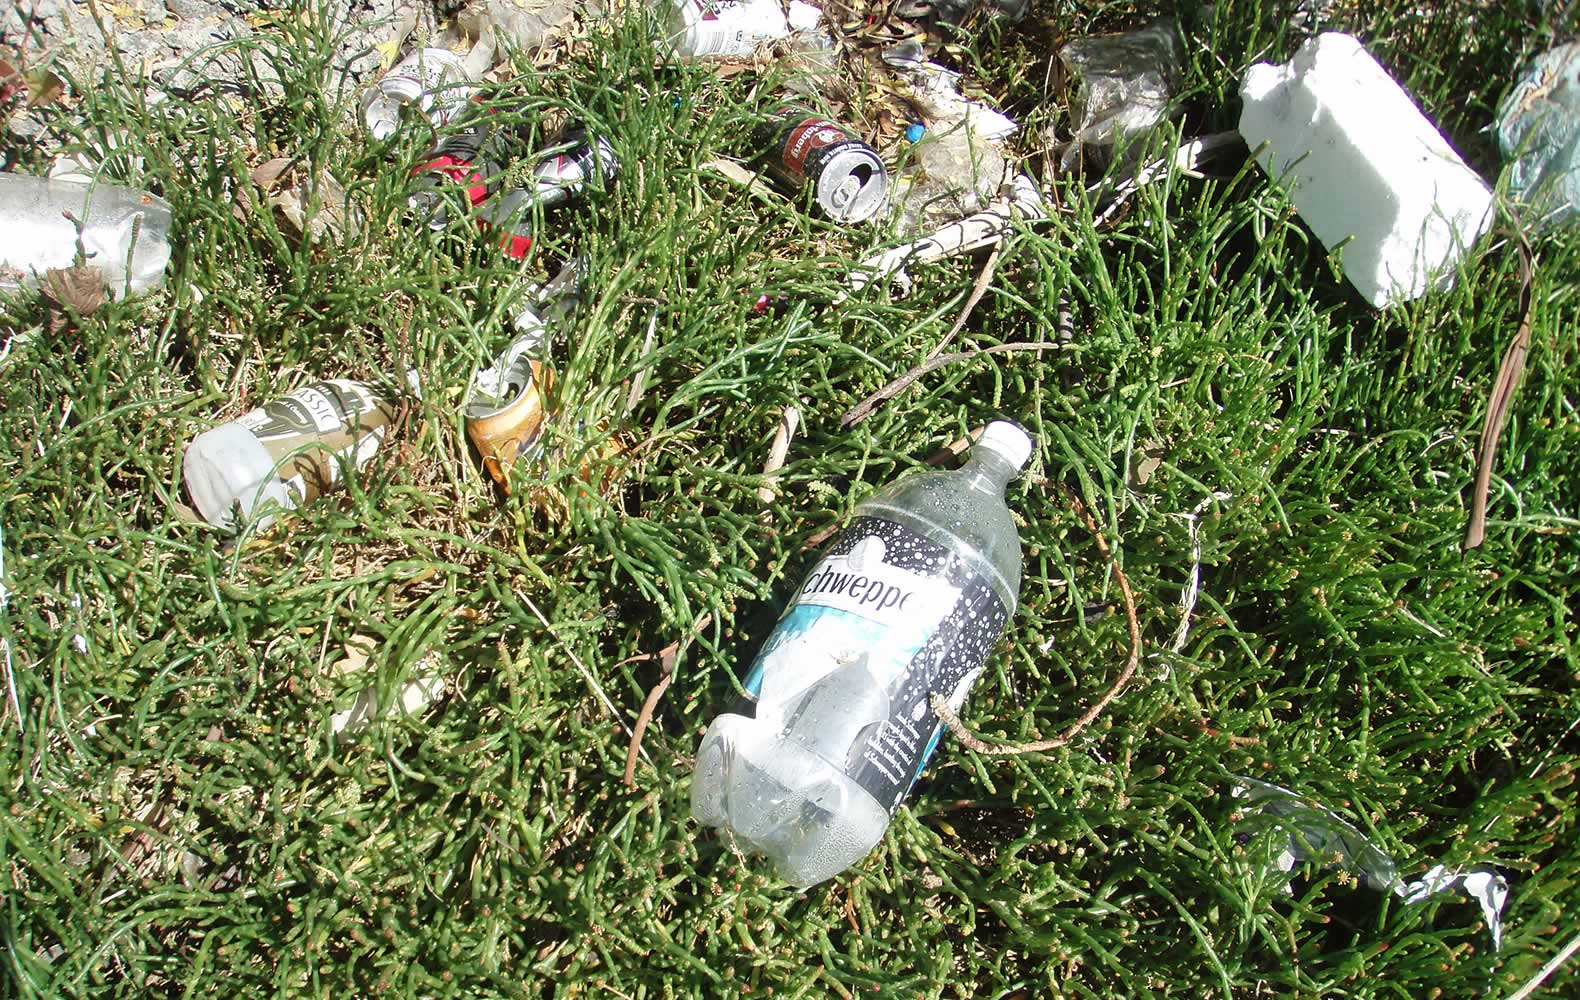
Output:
[930, 482, 1141, 755]
[623, 613, 714, 788]
[1503, 928, 1580, 1000]
[1466, 241, 1536, 550]
[841, 341, 1059, 430]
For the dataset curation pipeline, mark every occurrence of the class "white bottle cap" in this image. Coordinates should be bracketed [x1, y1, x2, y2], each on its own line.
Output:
[976, 420, 1033, 472]
[787, 0, 822, 32]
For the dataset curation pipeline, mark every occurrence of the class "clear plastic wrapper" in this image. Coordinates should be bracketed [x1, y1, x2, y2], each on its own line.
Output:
[1233, 776, 1509, 950]
[1497, 41, 1580, 230]
[1055, 18, 1182, 170]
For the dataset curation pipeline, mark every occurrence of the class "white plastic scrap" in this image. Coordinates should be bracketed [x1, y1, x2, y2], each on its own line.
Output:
[1232, 776, 1509, 950]
[1238, 32, 1494, 307]
[331, 675, 446, 739]
[329, 640, 446, 740]
[1401, 865, 1509, 952]
[884, 45, 1018, 141]
[843, 172, 1045, 298]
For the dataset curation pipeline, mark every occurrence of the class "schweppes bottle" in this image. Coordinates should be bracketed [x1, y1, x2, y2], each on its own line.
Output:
[691, 421, 1033, 887]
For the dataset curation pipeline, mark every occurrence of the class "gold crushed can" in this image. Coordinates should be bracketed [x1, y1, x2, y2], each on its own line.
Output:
[465, 332, 553, 492]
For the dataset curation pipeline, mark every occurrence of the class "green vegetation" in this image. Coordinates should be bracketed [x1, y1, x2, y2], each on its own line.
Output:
[1, 0, 1576, 995]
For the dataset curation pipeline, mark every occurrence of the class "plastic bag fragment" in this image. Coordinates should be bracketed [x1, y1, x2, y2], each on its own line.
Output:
[888, 123, 1010, 236]
[1235, 775, 1398, 888]
[1056, 18, 1181, 170]
[881, 42, 1019, 237]
[1497, 41, 1580, 230]
[884, 45, 1017, 142]
[457, 0, 580, 56]
[1232, 776, 1509, 950]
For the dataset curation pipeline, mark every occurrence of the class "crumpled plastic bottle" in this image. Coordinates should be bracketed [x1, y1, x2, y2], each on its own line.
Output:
[888, 122, 1009, 236]
[1497, 41, 1580, 230]
[691, 422, 1034, 888]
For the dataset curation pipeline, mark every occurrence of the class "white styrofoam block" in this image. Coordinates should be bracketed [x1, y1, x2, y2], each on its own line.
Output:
[1238, 33, 1494, 307]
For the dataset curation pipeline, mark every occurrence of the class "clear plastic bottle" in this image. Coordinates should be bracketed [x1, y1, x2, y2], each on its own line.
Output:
[691, 421, 1032, 887]
[660, 0, 826, 58]
[0, 174, 172, 299]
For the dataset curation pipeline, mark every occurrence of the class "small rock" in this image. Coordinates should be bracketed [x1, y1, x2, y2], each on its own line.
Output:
[165, 0, 213, 19]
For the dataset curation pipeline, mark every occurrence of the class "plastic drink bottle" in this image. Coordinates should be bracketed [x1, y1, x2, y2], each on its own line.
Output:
[0, 174, 172, 299]
[183, 380, 400, 531]
[661, 0, 822, 58]
[691, 421, 1032, 887]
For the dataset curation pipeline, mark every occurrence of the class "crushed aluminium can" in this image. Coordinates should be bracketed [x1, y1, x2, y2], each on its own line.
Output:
[413, 118, 618, 261]
[752, 109, 889, 223]
[465, 332, 552, 489]
[408, 101, 516, 231]
[477, 127, 619, 259]
[464, 258, 583, 489]
[363, 48, 477, 141]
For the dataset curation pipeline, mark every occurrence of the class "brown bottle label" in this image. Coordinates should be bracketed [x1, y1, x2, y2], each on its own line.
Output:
[237, 379, 397, 506]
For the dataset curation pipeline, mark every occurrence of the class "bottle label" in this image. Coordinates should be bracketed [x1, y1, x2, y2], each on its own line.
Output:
[672, 0, 788, 57]
[237, 380, 397, 506]
[742, 516, 1009, 812]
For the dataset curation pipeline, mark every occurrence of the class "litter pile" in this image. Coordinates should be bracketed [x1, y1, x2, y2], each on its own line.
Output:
[3, 0, 1568, 961]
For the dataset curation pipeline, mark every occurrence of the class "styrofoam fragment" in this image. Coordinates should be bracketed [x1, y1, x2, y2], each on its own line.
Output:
[1239, 33, 1494, 307]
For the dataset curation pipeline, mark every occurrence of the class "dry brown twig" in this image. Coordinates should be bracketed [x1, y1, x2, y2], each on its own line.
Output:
[930, 481, 1142, 755]
[1465, 239, 1536, 550]
[925, 426, 985, 466]
[934, 245, 1003, 357]
[839, 247, 1007, 429]
[841, 339, 1059, 430]
[757, 404, 801, 504]
[623, 612, 714, 788]
[1503, 928, 1580, 1000]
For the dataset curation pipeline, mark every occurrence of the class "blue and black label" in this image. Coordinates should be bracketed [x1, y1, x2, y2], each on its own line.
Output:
[743, 516, 1009, 811]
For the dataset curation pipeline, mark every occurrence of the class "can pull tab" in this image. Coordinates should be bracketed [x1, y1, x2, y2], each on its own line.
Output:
[781, 656, 890, 771]
[830, 175, 861, 214]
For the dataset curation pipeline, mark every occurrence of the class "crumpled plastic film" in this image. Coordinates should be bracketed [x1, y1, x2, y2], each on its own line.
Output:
[884, 44, 1018, 142]
[1497, 41, 1580, 230]
[1232, 776, 1509, 950]
[1400, 864, 1509, 952]
[1056, 18, 1181, 170]
[457, 0, 579, 57]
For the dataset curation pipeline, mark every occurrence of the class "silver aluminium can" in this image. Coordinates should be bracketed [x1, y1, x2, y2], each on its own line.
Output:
[758, 112, 889, 224]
